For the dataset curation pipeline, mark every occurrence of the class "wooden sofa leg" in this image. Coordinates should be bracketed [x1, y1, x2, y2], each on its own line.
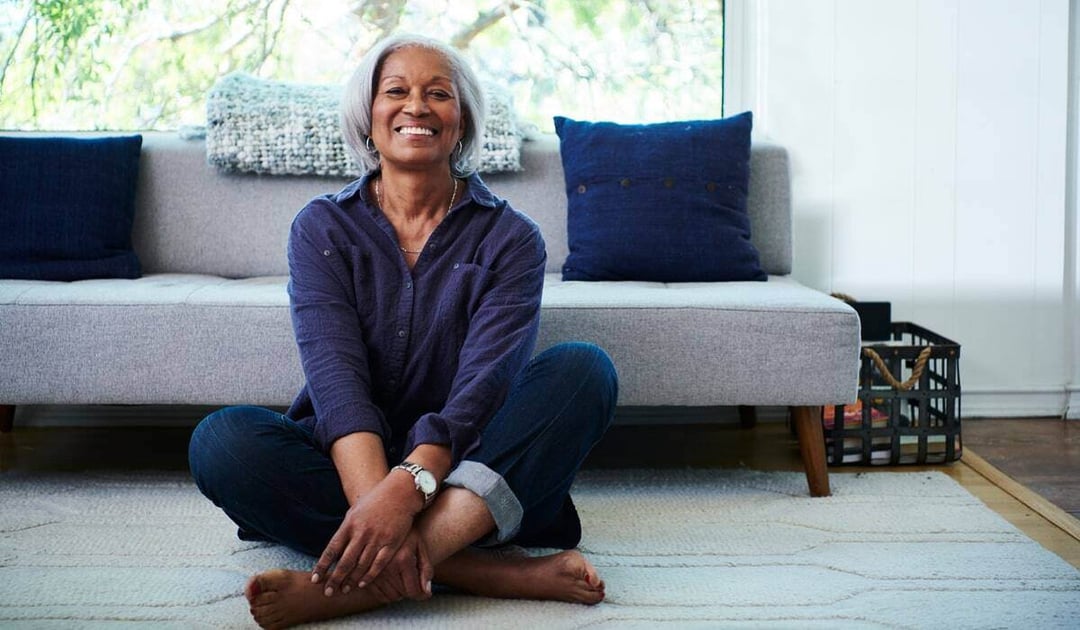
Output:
[0, 405, 14, 433]
[737, 405, 757, 428]
[790, 405, 830, 497]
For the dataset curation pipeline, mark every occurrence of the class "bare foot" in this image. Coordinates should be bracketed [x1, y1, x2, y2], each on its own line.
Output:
[438, 549, 605, 604]
[244, 569, 385, 629]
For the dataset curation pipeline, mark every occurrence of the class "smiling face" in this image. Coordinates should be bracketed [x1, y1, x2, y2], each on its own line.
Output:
[370, 46, 465, 174]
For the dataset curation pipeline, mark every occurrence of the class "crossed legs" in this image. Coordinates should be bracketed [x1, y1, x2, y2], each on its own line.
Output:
[189, 342, 617, 628]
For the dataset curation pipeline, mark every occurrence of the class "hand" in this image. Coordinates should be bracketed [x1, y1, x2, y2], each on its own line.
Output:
[311, 476, 420, 596]
[365, 529, 434, 603]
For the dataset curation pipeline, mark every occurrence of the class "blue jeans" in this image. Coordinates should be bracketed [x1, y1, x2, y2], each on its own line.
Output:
[188, 342, 617, 557]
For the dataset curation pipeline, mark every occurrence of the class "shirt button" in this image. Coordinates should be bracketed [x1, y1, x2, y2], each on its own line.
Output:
[620, 178, 631, 188]
[405, 281, 413, 289]
[453, 263, 460, 269]
[706, 182, 717, 192]
[663, 178, 675, 188]
[397, 329, 406, 338]
[577, 184, 587, 194]
[322, 249, 331, 256]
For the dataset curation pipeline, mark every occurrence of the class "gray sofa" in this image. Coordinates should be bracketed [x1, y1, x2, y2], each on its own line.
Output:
[0, 132, 860, 496]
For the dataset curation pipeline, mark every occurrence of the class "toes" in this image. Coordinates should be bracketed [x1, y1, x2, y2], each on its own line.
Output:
[246, 571, 288, 612]
[587, 583, 606, 604]
[580, 559, 603, 590]
[574, 585, 605, 605]
[245, 577, 262, 601]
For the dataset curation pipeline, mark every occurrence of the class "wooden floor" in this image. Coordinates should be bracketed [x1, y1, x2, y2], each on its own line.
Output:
[960, 417, 1079, 519]
[2, 414, 1077, 568]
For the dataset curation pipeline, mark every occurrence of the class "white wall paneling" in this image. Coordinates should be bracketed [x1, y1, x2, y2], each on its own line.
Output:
[735, 0, 1073, 417]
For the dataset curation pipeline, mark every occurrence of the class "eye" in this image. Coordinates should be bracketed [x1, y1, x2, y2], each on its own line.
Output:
[430, 89, 452, 100]
[384, 87, 407, 96]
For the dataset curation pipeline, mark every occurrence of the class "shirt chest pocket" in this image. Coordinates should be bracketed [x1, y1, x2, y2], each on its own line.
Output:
[433, 262, 493, 325]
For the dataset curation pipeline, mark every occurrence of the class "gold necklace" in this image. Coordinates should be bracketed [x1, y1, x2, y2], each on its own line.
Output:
[374, 175, 458, 256]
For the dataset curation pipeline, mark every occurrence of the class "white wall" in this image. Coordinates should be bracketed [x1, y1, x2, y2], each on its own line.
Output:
[728, 0, 1074, 417]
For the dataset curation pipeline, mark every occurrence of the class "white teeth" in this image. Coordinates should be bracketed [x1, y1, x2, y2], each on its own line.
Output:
[399, 126, 435, 136]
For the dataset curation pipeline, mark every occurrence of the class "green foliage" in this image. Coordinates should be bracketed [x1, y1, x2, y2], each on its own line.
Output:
[564, 0, 613, 36]
[0, 0, 724, 131]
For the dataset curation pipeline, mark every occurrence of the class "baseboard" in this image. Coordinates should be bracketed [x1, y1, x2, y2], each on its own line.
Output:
[961, 389, 1071, 419]
[1066, 389, 1080, 419]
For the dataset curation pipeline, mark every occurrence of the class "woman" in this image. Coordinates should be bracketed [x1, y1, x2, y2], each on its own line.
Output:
[188, 33, 617, 629]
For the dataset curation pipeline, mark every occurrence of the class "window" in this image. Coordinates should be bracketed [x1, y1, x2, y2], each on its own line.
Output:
[0, 0, 725, 131]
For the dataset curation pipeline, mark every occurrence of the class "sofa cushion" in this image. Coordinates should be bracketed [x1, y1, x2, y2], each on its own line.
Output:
[554, 113, 766, 283]
[0, 274, 300, 405]
[0, 272, 861, 407]
[0, 135, 143, 281]
[538, 274, 860, 406]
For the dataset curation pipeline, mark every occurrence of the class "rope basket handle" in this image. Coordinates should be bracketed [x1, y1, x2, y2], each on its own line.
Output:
[830, 292, 933, 391]
[863, 346, 933, 391]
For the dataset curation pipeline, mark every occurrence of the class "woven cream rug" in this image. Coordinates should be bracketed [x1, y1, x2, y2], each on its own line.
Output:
[1, 469, 1078, 629]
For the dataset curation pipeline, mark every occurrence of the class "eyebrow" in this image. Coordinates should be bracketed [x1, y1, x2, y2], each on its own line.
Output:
[379, 74, 453, 85]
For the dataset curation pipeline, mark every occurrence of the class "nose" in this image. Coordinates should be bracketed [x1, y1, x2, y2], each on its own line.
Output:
[403, 89, 430, 115]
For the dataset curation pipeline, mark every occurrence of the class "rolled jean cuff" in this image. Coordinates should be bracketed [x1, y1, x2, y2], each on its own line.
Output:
[444, 460, 523, 544]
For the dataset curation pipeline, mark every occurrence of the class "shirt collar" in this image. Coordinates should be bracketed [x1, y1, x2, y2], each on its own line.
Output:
[338, 171, 499, 212]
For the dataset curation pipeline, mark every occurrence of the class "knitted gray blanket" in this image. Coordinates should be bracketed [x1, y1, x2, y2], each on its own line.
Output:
[206, 73, 523, 177]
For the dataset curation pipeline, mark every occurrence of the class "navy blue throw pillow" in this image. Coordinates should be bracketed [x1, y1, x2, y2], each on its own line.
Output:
[0, 135, 143, 281]
[555, 113, 766, 282]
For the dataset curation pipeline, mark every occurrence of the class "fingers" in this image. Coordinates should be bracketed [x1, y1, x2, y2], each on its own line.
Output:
[314, 524, 370, 596]
[357, 544, 396, 588]
[322, 541, 359, 596]
[310, 505, 418, 597]
[343, 543, 381, 592]
[369, 578, 400, 605]
[310, 531, 345, 585]
[392, 535, 433, 600]
[377, 542, 428, 601]
[331, 536, 396, 596]
[418, 539, 434, 598]
[394, 551, 424, 601]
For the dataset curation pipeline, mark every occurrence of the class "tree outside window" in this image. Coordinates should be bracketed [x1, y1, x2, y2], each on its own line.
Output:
[0, 0, 724, 131]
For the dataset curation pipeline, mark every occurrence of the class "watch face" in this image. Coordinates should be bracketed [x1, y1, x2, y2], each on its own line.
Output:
[416, 470, 437, 494]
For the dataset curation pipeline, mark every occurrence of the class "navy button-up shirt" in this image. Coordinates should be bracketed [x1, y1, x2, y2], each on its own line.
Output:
[285, 172, 546, 468]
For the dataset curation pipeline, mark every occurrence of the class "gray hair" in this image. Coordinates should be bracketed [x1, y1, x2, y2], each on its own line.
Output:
[341, 34, 486, 178]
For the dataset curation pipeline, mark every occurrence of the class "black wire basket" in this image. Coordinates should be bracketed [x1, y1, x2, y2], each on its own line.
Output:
[825, 322, 961, 465]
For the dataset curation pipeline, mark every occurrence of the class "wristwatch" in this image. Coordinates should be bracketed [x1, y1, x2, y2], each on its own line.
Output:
[392, 461, 438, 506]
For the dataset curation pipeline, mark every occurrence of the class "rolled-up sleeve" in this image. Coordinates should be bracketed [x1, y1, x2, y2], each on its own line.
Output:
[287, 202, 389, 451]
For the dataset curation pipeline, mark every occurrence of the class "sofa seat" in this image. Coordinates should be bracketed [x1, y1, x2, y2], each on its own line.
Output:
[1, 272, 856, 414]
[540, 274, 857, 407]
[0, 274, 300, 406]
